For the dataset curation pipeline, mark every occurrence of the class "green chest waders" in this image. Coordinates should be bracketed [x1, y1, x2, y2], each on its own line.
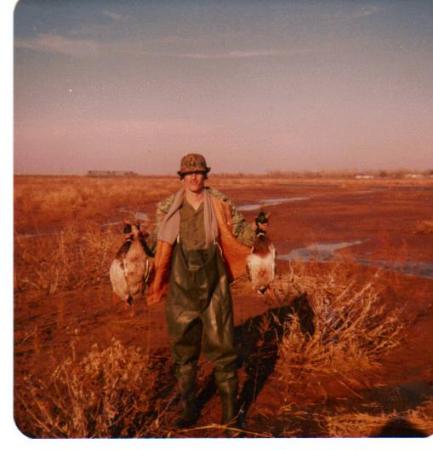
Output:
[166, 241, 237, 372]
[166, 241, 239, 425]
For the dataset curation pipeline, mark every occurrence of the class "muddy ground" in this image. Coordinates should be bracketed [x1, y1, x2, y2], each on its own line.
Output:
[14, 177, 433, 437]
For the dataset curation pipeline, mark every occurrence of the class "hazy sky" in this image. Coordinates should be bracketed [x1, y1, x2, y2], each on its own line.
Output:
[14, 0, 433, 174]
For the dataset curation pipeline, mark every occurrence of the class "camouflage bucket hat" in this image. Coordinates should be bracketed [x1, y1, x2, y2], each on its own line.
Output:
[177, 153, 211, 176]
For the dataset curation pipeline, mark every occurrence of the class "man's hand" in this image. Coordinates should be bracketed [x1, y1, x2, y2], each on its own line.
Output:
[146, 281, 168, 306]
[146, 292, 161, 306]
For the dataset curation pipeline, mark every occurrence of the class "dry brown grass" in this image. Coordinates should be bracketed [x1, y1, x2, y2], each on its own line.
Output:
[14, 223, 120, 294]
[406, 399, 433, 435]
[325, 399, 433, 437]
[15, 174, 433, 233]
[16, 338, 157, 438]
[14, 175, 432, 437]
[14, 175, 179, 232]
[325, 410, 391, 437]
[272, 262, 404, 402]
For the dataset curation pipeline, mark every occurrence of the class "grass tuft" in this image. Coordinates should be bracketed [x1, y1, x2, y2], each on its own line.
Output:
[16, 338, 157, 437]
[273, 262, 404, 403]
[14, 224, 119, 294]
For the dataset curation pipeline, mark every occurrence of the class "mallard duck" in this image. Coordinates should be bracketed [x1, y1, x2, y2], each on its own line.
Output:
[109, 221, 154, 306]
[246, 212, 276, 294]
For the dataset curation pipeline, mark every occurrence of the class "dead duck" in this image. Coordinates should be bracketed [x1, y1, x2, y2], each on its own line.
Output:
[246, 212, 276, 294]
[109, 220, 154, 307]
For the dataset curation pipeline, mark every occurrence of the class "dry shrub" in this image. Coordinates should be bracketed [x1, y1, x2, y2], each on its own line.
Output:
[325, 399, 433, 437]
[325, 410, 391, 437]
[274, 262, 404, 400]
[406, 399, 433, 435]
[16, 338, 157, 438]
[14, 223, 118, 294]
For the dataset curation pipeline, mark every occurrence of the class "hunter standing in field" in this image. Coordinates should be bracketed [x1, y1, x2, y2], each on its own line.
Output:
[146, 153, 256, 428]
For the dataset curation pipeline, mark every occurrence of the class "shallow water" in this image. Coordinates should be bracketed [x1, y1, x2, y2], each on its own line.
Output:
[16, 211, 150, 238]
[357, 259, 433, 280]
[101, 212, 149, 229]
[16, 230, 61, 239]
[100, 220, 123, 228]
[237, 197, 310, 212]
[277, 241, 433, 279]
[278, 241, 364, 261]
[117, 210, 149, 222]
[236, 189, 381, 213]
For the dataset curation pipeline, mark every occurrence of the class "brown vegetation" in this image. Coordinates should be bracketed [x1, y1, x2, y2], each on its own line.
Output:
[14, 175, 433, 437]
[324, 398, 433, 437]
[16, 338, 156, 437]
[273, 263, 403, 401]
[15, 224, 118, 295]
[14, 175, 179, 232]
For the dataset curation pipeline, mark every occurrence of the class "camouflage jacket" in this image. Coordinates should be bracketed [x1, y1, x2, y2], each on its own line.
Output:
[148, 187, 255, 249]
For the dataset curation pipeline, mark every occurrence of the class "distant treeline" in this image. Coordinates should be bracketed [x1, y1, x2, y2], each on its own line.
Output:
[214, 169, 433, 179]
[14, 169, 433, 179]
[86, 170, 138, 177]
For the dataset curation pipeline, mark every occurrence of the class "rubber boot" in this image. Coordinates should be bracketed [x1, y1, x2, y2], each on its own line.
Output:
[174, 364, 199, 428]
[215, 371, 238, 426]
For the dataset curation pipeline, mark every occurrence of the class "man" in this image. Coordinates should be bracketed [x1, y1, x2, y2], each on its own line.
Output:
[147, 153, 255, 428]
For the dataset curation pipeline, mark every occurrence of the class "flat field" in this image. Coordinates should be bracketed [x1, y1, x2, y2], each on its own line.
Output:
[14, 175, 433, 437]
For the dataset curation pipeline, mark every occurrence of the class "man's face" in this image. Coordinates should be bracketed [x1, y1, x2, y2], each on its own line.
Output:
[182, 171, 206, 194]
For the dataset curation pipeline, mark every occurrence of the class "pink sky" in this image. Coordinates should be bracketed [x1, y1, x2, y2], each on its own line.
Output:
[14, 0, 433, 174]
